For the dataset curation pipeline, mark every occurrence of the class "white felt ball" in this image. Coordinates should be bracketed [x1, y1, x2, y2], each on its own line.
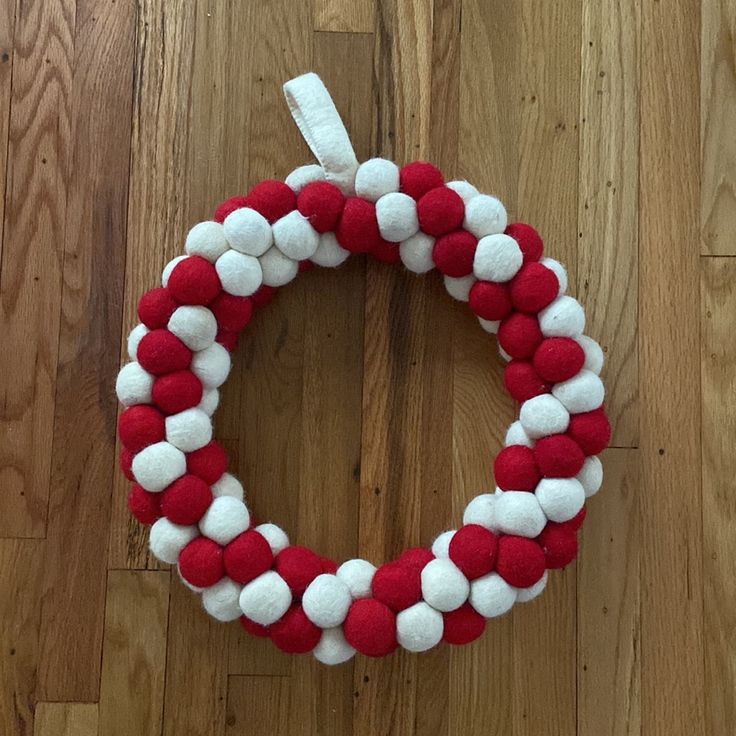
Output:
[577, 456, 603, 497]
[446, 180, 480, 204]
[462, 494, 497, 530]
[431, 530, 456, 559]
[198, 387, 220, 416]
[375, 191, 419, 242]
[535, 477, 586, 522]
[149, 519, 199, 564]
[127, 323, 149, 360]
[199, 496, 250, 545]
[493, 491, 547, 538]
[463, 194, 507, 238]
[310, 232, 350, 267]
[255, 523, 290, 555]
[132, 441, 186, 492]
[399, 232, 435, 274]
[505, 420, 534, 448]
[499, 345, 512, 363]
[313, 627, 356, 665]
[285, 164, 325, 193]
[191, 342, 231, 388]
[478, 317, 500, 334]
[162, 255, 188, 287]
[444, 274, 476, 302]
[211, 472, 244, 501]
[185, 221, 229, 262]
[239, 571, 292, 626]
[540, 257, 567, 294]
[168, 305, 217, 351]
[515, 570, 548, 603]
[302, 574, 352, 628]
[178, 567, 205, 593]
[202, 577, 244, 622]
[223, 207, 273, 257]
[259, 246, 299, 287]
[576, 335, 605, 375]
[396, 602, 444, 652]
[215, 249, 263, 297]
[354, 158, 400, 202]
[420, 559, 469, 612]
[272, 210, 319, 260]
[116, 362, 154, 406]
[469, 572, 517, 618]
[473, 233, 523, 283]
[165, 408, 212, 452]
[552, 369, 605, 413]
[336, 558, 376, 600]
[538, 295, 586, 338]
[519, 394, 570, 439]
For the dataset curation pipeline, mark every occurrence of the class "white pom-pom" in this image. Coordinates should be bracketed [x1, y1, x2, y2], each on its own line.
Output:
[336, 558, 376, 599]
[431, 530, 456, 559]
[165, 408, 212, 452]
[473, 233, 523, 282]
[149, 519, 198, 564]
[354, 158, 400, 202]
[478, 317, 500, 334]
[499, 345, 512, 363]
[202, 577, 243, 622]
[211, 472, 244, 501]
[463, 494, 497, 530]
[272, 210, 319, 260]
[577, 456, 603, 497]
[310, 232, 350, 267]
[396, 602, 444, 652]
[399, 232, 435, 274]
[469, 572, 517, 617]
[302, 574, 352, 627]
[259, 246, 299, 287]
[198, 387, 219, 416]
[185, 221, 229, 262]
[505, 420, 534, 448]
[162, 255, 188, 287]
[168, 306, 217, 351]
[540, 257, 567, 294]
[191, 342, 231, 388]
[127, 324, 149, 360]
[514, 571, 548, 603]
[535, 477, 586, 522]
[446, 180, 479, 204]
[255, 523, 289, 555]
[519, 394, 570, 438]
[199, 496, 250, 545]
[576, 335, 605, 375]
[239, 571, 292, 625]
[215, 250, 263, 296]
[116, 362, 154, 406]
[463, 194, 507, 238]
[223, 207, 272, 257]
[420, 559, 469, 612]
[132, 441, 186, 492]
[493, 491, 547, 537]
[552, 369, 605, 413]
[444, 274, 476, 302]
[313, 627, 356, 665]
[376, 192, 418, 242]
[539, 296, 585, 338]
[285, 164, 325, 193]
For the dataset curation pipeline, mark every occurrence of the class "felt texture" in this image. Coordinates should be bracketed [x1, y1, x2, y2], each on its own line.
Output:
[494, 444, 540, 491]
[355, 158, 400, 202]
[160, 474, 212, 525]
[535, 477, 586, 522]
[239, 570, 292, 626]
[149, 518, 199, 564]
[138, 287, 178, 330]
[127, 324, 148, 359]
[399, 232, 435, 273]
[445, 180, 479, 205]
[375, 191, 419, 242]
[493, 490, 547, 538]
[469, 571, 518, 618]
[432, 229, 477, 277]
[399, 161, 444, 200]
[396, 601, 444, 652]
[168, 256, 221, 306]
[431, 530, 455, 559]
[336, 558, 376, 599]
[272, 210, 320, 260]
[442, 603, 486, 644]
[398, 547, 435, 571]
[335, 197, 384, 254]
[473, 233, 523, 282]
[297, 180, 345, 233]
[258, 245, 299, 287]
[537, 523, 578, 569]
[417, 186, 464, 237]
[534, 434, 585, 478]
[552, 369, 605, 413]
[498, 313, 543, 359]
[444, 274, 476, 302]
[239, 615, 270, 638]
[251, 284, 277, 308]
[132, 441, 187, 492]
[209, 292, 253, 333]
[223, 529, 273, 585]
[478, 317, 500, 334]
[118, 405, 166, 453]
[463, 194, 507, 238]
[514, 570, 548, 602]
[576, 456, 604, 497]
[215, 249, 263, 297]
[270, 604, 322, 654]
[223, 207, 273, 256]
[185, 220, 229, 263]
[539, 256, 568, 294]
[495, 535, 546, 588]
[564, 506, 587, 532]
[198, 387, 219, 416]
[343, 599, 397, 657]
[214, 195, 250, 224]
[462, 494, 496, 531]
[128, 484, 161, 525]
[161, 255, 188, 287]
[420, 558, 470, 612]
[313, 627, 356, 665]
[178, 537, 225, 588]
[120, 448, 135, 480]
[505, 222, 543, 263]
[245, 180, 297, 223]
[519, 394, 570, 438]
[371, 562, 422, 612]
[503, 360, 550, 403]
[285, 163, 325, 194]
[137, 330, 192, 376]
[211, 472, 244, 500]
[310, 232, 351, 267]
[448, 524, 497, 580]
[468, 280, 512, 321]
[191, 342, 231, 388]
[255, 523, 290, 555]
[165, 407, 213, 452]
[168, 305, 217, 351]
[321, 558, 338, 575]
[216, 329, 239, 352]
[576, 334, 605, 374]
[505, 420, 534, 448]
[152, 370, 203, 415]
[539, 295, 585, 337]
[533, 337, 585, 383]
[199, 495, 250, 545]
[302, 574, 352, 627]
[202, 577, 243, 622]
[186, 441, 228, 484]
[510, 261, 559, 314]
[367, 237, 401, 264]
[275, 546, 323, 596]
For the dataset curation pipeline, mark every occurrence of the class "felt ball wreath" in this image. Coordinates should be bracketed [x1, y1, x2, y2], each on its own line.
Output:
[115, 73, 610, 664]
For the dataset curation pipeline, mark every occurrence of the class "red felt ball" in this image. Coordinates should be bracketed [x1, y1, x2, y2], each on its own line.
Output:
[509, 262, 559, 314]
[209, 292, 254, 333]
[245, 180, 297, 223]
[118, 405, 165, 453]
[240, 615, 270, 638]
[335, 197, 383, 254]
[178, 537, 225, 588]
[137, 329, 192, 376]
[503, 360, 550, 402]
[297, 181, 345, 233]
[498, 313, 543, 360]
[167, 256, 221, 306]
[224, 530, 274, 584]
[275, 546, 323, 596]
[398, 547, 434, 571]
[320, 557, 338, 575]
[138, 287, 178, 329]
[432, 230, 477, 277]
[120, 448, 134, 481]
[160, 474, 213, 525]
[567, 408, 611, 456]
[537, 523, 578, 569]
[270, 604, 322, 654]
[186, 441, 228, 484]
[562, 506, 587, 532]
[533, 434, 585, 478]
[448, 524, 497, 580]
[505, 223, 543, 263]
[216, 328, 239, 352]
[298, 259, 314, 272]
[442, 603, 487, 645]
[152, 370, 203, 415]
[532, 337, 585, 383]
[343, 599, 398, 657]
[399, 161, 444, 201]
[494, 445, 540, 491]
[371, 562, 422, 611]
[417, 187, 465, 237]
[252, 285, 277, 308]
[127, 483, 161, 525]
[369, 238, 401, 263]
[468, 281, 512, 321]
[495, 535, 546, 588]
[214, 195, 249, 223]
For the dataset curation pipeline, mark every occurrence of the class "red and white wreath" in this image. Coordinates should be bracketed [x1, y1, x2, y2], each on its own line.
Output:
[115, 74, 610, 664]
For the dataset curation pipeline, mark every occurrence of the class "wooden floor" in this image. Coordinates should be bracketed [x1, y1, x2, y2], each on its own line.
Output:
[0, 0, 732, 734]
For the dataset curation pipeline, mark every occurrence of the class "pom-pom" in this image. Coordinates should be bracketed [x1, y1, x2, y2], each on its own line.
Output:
[198, 387, 219, 416]
[149, 518, 198, 564]
[505, 223, 543, 263]
[272, 210, 319, 260]
[468, 281, 512, 321]
[302, 574, 352, 627]
[519, 394, 570, 438]
[116, 362, 154, 406]
[258, 246, 299, 287]
[535, 477, 586, 522]
[270, 604, 322, 654]
[310, 232, 351, 267]
[216, 329, 238, 352]
[493, 490, 547, 538]
[185, 220, 229, 263]
[444, 274, 476, 302]
[431, 530, 455, 558]
[215, 250, 263, 297]
[168, 306, 217, 351]
[533, 434, 585, 477]
[552, 369, 605, 413]
[399, 161, 444, 200]
[320, 557, 338, 575]
[478, 316, 501, 333]
[336, 558, 376, 599]
[335, 197, 384, 254]
[202, 577, 243, 622]
[127, 324, 149, 361]
[214, 195, 249, 223]
[160, 474, 212, 525]
[191, 342, 231, 388]
[371, 562, 421, 612]
[577, 456, 604, 497]
[167, 256, 221, 306]
[442, 602, 486, 644]
[128, 484, 161, 525]
[446, 180, 479, 204]
[417, 186, 464, 237]
[368, 238, 401, 263]
[245, 180, 296, 223]
[255, 523, 290, 555]
[120, 448, 134, 480]
[420, 558, 469, 612]
[564, 506, 587, 532]
[296, 181, 344, 233]
[239, 615, 270, 638]
[375, 191, 419, 242]
[497, 313, 543, 360]
[199, 496, 250, 545]
[463, 194, 507, 238]
[343, 599, 397, 657]
[211, 472, 243, 500]
[251, 284, 277, 308]
[532, 337, 585, 383]
[495, 536, 545, 588]
[165, 407, 212, 452]
[285, 164, 325, 193]
[396, 601, 444, 652]
[137, 330, 192, 376]
[152, 370, 203, 415]
[132, 441, 186, 492]
[313, 627, 356, 665]
[503, 361, 550, 403]
[138, 287, 178, 329]
[398, 547, 435, 571]
[510, 262, 559, 314]
[448, 524, 497, 580]
[473, 233, 523, 282]
[432, 230, 477, 277]
[275, 546, 323, 596]
[462, 494, 496, 530]
[355, 158, 400, 202]
[223, 207, 272, 256]
[576, 334, 605, 375]
[538, 295, 585, 337]
[515, 570, 548, 602]
[540, 257, 568, 294]
[468, 571, 517, 617]
[494, 444, 540, 491]
[239, 570, 292, 626]
[186, 441, 228, 484]
[399, 232, 435, 273]
[224, 530, 273, 584]
[161, 255, 188, 287]
[537, 523, 578, 569]
[209, 293, 253, 334]
[505, 420, 534, 448]
[178, 537, 225, 588]
[118, 405, 165, 453]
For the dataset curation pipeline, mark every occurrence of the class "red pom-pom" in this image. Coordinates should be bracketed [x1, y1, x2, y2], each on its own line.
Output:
[128, 484, 161, 525]
[214, 195, 249, 223]
[417, 187, 465, 237]
[495, 536, 546, 588]
[118, 405, 165, 453]
[371, 562, 422, 611]
[209, 293, 254, 333]
[442, 603, 486, 645]
[368, 238, 401, 263]
[398, 547, 434, 571]
[468, 281, 512, 321]
[432, 230, 477, 277]
[297, 181, 345, 233]
[224, 530, 273, 584]
[399, 161, 444, 201]
[562, 506, 587, 532]
[537, 523, 578, 568]
[494, 445, 540, 491]
[160, 474, 213, 525]
[186, 442, 228, 484]
[510, 262, 559, 314]
[532, 337, 585, 383]
[137, 329, 192, 376]
[567, 408, 611, 456]
[335, 197, 383, 254]
[275, 546, 323, 596]
[178, 537, 225, 588]
[298, 259, 314, 272]
[320, 557, 338, 575]
[503, 361, 550, 402]
[120, 448, 134, 480]
[505, 223, 543, 263]
[343, 599, 397, 657]
[252, 285, 277, 308]
[167, 256, 221, 306]
[152, 370, 203, 415]
[240, 615, 270, 638]
[533, 434, 585, 478]
[245, 180, 296, 224]
[498, 313, 543, 359]
[138, 287, 178, 329]
[216, 328, 239, 352]
[270, 604, 322, 654]
[448, 524, 497, 580]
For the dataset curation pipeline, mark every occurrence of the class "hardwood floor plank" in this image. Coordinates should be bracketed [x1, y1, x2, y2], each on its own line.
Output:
[226, 676, 291, 736]
[314, 0, 375, 33]
[0, 0, 17, 251]
[33, 703, 98, 736]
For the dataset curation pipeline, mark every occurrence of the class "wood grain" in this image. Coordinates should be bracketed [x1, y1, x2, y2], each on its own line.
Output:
[33, 703, 98, 736]
[226, 676, 291, 736]
[0, 0, 16, 250]
[314, 0, 375, 33]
